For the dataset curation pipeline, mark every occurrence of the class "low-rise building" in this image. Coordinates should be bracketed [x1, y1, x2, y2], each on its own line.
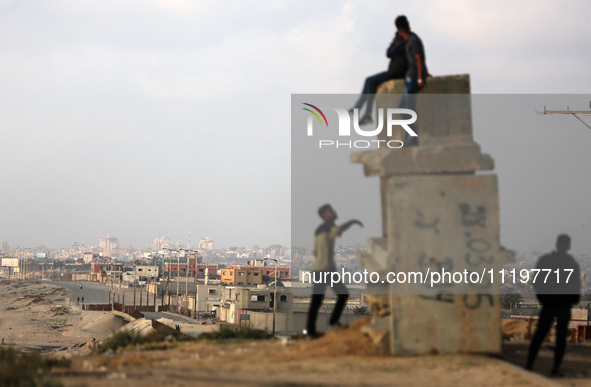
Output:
[165, 259, 218, 277]
[134, 264, 160, 279]
[91, 262, 124, 282]
[0, 257, 19, 277]
[83, 252, 98, 264]
[217, 286, 364, 333]
[239, 260, 291, 280]
[220, 265, 263, 285]
[194, 284, 224, 313]
[218, 287, 293, 325]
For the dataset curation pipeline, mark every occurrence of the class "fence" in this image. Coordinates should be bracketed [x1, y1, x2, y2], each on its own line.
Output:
[158, 305, 193, 318]
[124, 306, 144, 319]
[135, 305, 156, 312]
[81, 304, 112, 311]
[111, 302, 144, 319]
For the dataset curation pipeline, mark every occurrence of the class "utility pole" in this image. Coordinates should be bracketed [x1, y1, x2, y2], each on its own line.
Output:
[541, 105, 591, 130]
[163, 248, 175, 307]
[179, 248, 197, 309]
[146, 275, 150, 307]
[185, 252, 189, 308]
[177, 250, 180, 308]
[542, 105, 591, 228]
[133, 259, 137, 308]
[159, 252, 165, 307]
[194, 270, 197, 319]
[264, 257, 278, 336]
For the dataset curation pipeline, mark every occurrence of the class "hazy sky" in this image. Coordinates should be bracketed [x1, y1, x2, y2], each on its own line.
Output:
[1, 1, 590, 251]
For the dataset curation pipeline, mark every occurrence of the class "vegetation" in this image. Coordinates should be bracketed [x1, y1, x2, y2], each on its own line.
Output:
[198, 326, 273, 341]
[352, 306, 371, 315]
[0, 346, 68, 387]
[98, 329, 192, 354]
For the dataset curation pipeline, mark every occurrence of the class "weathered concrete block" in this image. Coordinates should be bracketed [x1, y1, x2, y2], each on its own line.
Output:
[389, 294, 502, 354]
[385, 174, 511, 275]
[375, 74, 473, 145]
[351, 143, 494, 176]
[355, 74, 514, 356]
[359, 174, 514, 355]
[358, 238, 389, 272]
[377, 74, 471, 95]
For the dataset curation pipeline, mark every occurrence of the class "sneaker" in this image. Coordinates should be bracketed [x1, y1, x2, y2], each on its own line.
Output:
[358, 116, 373, 126]
[307, 331, 325, 340]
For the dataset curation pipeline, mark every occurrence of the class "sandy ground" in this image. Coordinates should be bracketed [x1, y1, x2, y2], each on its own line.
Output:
[56, 325, 555, 387]
[3, 279, 591, 386]
[0, 280, 217, 352]
[0, 279, 113, 352]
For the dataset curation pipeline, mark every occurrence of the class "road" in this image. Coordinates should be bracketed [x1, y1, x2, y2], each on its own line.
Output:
[46, 280, 109, 304]
[44, 280, 201, 325]
[45, 280, 160, 306]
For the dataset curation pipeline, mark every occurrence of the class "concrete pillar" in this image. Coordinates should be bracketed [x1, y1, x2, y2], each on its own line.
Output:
[352, 74, 514, 355]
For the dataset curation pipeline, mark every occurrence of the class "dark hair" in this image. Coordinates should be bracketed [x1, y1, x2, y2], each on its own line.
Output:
[556, 234, 571, 250]
[318, 204, 332, 218]
[395, 15, 410, 32]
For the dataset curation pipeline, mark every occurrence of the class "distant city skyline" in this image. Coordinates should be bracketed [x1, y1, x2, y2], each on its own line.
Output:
[1, 1, 590, 253]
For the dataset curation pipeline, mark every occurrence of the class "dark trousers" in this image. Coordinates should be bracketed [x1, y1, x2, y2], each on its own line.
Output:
[353, 71, 394, 118]
[526, 308, 571, 372]
[399, 76, 420, 146]
[306, 275, 349, 334]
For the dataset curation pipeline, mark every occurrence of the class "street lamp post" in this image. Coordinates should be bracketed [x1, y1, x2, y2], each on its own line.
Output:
[133, 259, 137, 308]
[180, 248, 198, 310]
[163, 248, 178, 307]
[264, 257, 278, 336]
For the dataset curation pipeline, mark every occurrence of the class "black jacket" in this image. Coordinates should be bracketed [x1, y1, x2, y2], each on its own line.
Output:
[386, 33, 408, 79]
[534, 251, 581, 310]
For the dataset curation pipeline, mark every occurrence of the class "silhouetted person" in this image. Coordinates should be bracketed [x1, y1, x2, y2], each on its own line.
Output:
[77, 296, 80, 303]
[526, 234, 581, 377]
[81, 296, 84, 303]
[350, 20, 408, 126]
[306, 204, 363, 339]
[395, 15, 428, 147]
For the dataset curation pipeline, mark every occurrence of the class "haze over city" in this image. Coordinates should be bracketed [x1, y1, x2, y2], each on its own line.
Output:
[1, 1, 590, 253]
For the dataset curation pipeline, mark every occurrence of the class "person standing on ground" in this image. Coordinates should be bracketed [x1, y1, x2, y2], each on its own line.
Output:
[306, 204, 363, 339]
[526, 234, 581, 377]
[395, 15, 428, 147]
